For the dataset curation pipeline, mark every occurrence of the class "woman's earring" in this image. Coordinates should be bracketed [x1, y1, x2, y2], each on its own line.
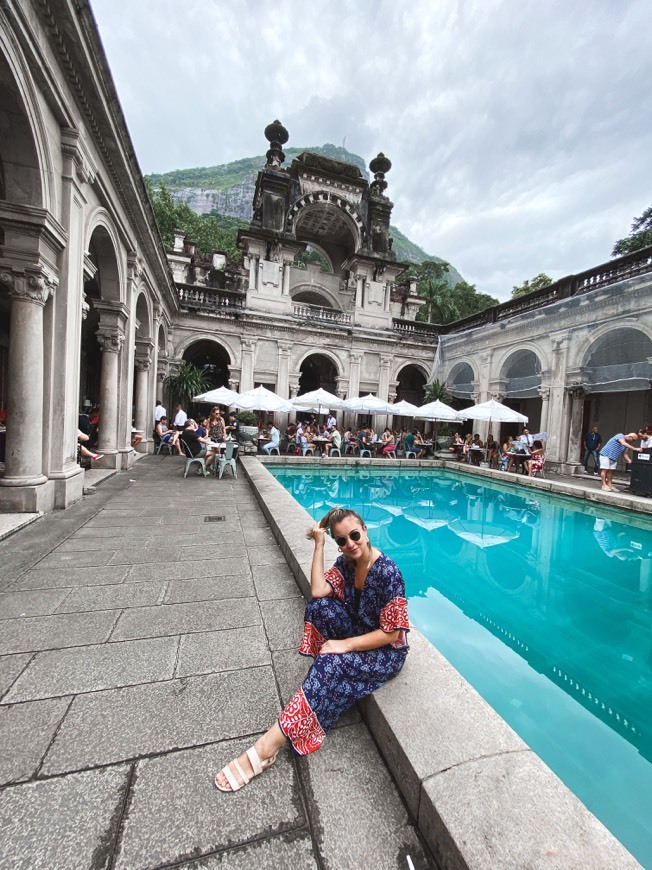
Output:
[338, 547, 342, 552]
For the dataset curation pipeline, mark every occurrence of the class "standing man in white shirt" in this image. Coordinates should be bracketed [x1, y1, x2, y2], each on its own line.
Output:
[154, 400, 166, 423]
[174, 404, 188, 431]
[519, 428, 534, 449]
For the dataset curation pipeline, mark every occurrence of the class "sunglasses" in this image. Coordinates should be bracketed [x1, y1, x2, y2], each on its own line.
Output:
[334, 529, 362, 547]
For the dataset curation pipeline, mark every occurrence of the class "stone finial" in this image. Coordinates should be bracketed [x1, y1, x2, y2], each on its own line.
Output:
[264, 120, 289, 168]
[369, 152, 392, 195]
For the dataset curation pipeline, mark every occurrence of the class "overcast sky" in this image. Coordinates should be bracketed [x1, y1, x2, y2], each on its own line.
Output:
[91, 0, 652, 301]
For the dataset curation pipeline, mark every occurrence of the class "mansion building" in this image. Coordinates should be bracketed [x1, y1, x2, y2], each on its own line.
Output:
[0, 0, 650, 513]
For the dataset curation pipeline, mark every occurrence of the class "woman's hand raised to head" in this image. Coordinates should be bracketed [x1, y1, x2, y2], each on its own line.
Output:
[307, 523, 327, 545]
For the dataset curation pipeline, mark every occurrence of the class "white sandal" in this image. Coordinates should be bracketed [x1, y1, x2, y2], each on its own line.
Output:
[214, 746, 277, 792]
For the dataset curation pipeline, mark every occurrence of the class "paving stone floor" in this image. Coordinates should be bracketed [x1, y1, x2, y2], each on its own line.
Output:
[0, 455, 433, 870]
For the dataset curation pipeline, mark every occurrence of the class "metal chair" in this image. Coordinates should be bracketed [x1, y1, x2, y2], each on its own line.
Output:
[302, 446, 314, 456]
[359, 448, 372, 458]
[267, 445, 280, 456]
[155, 430, 174, 455]
[329, 448, 341, 457]
[217, 440, 238, 479]
[406, 450, 417, 459]
[181, 439, 207, 478]
[384, 448, 397, 459]
[344, 442, 358, 455]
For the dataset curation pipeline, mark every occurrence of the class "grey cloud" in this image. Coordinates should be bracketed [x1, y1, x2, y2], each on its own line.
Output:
[91, 0, 652, 299]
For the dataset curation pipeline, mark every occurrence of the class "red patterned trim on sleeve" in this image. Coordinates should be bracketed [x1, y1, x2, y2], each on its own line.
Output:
[278, 688, 326, 755]
[325, 566, 345, 602]
[298, 621, 325, 657]
[380, 596, 409, 633]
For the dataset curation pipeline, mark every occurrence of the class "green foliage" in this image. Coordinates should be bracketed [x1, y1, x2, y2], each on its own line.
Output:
[612, 206, 652, 256]
[423, 379, 452, 404]
[405, 261, 498, 324]
[511, 273, 553, 299]
[236, 410, 259, 426]
[296, 247, 331, 271]
[147, 181, 246, 260]
[164, 362, 209, 407]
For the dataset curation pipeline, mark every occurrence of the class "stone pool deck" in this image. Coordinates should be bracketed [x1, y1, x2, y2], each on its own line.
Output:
[0, 454, 431, 870]
[0, 453, 645, 869]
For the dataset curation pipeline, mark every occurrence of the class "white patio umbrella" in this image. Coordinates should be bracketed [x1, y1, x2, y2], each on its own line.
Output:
[455, 399, 528, 460]
[342, 394, 394, 414]
[291, 387, 343, 413]
[232, 386, 294, 413]
[456, 399, 528, 425]
[448, 518, 520, 549]
[413, 400, 461, 422]
[193, 386, 240, 405]
[413, 399, 463, 452]
[388, 400, 420, 417]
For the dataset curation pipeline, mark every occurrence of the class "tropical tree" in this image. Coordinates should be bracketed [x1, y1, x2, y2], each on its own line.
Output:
[423, 379, 452, 404]
[511, 273, 553, 299]
[164, 361, 209, 408]
[612, 205, 652, 256]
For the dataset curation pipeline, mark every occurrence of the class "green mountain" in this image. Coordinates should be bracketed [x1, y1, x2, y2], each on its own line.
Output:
[146, 144, 463, 283]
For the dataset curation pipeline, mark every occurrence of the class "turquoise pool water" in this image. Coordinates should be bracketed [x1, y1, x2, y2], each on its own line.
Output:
[270, 466, 652, 867]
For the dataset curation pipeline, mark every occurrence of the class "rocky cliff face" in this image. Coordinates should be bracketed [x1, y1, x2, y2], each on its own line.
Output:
[173, 179, 255, 221]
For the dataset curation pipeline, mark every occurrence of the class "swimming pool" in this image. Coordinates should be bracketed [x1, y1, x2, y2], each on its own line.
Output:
[269, 466, 652, 868]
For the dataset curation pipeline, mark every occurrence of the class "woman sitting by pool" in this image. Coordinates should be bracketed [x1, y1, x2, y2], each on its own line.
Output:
[526, 440, 545, 476]
[214, 507, 410, 792]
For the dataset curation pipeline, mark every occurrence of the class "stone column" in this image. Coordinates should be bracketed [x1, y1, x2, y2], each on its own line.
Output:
[538, 385, 551, 435]
[545, 335, 569, 463]
[96, 328, 125, 456]
[377, 354, 392, 431]
[0, 269, 55, 490]
[134, 352, 152, 449]
[566, 387, 585, 469]
[275, 341, 292, 430]
[240, 338, 257, 392]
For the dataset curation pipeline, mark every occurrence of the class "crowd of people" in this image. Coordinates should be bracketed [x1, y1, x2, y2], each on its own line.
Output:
[79, 398, 652, 494]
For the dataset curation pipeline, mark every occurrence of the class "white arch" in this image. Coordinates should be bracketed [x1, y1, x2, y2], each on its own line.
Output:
[134, 288, 152, 341]
[0, 22, 54, 211]
[446, 360, 479, 385]
[574, 321, 652, 370]
[496, 345, 547, 379]
[291, 282, 342, 310]
[393, 360, 430, 383]
[287, 191, 367, 249]
[173, 332, 235, 366]
[84, 208, 126, 304]
[294, 347, 344, 378]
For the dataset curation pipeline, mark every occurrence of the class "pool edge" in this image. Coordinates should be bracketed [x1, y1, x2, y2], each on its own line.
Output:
[242, 455, 643, 870]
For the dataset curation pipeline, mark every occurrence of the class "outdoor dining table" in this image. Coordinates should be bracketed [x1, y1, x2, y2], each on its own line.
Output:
[311, 436, 330, 455]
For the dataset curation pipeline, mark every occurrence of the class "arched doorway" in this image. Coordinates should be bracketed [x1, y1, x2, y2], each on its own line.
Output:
[396, 364, 427, 406]
[580, 327, 652, 440]
[183, 339, 231, 391]
[80, 224, 124, 458]
[298, 353, 338, 395]
[499, 348, 543, 433]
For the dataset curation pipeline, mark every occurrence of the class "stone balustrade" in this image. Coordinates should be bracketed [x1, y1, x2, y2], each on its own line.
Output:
[176, 285, 245, 314]
[292, 302, 352, 325]
[392, 318, 441, 340]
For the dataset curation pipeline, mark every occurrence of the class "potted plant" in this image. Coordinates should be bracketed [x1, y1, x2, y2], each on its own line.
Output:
[236, 410, 260, 446]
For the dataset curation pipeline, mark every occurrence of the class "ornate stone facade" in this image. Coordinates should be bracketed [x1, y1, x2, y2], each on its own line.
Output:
[1, 0, 650, 513]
